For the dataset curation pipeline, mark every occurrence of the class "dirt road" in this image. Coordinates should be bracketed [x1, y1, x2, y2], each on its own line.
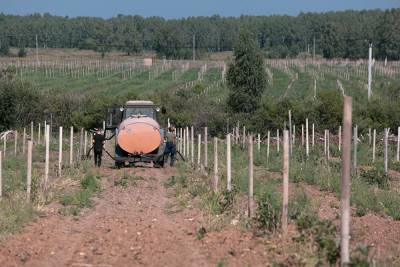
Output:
[0, 165, 269, 267]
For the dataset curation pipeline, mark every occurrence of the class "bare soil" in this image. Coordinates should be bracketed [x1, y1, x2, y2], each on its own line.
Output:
[300, 182, 400, 265]
[1, 160, 400, 266]
[0, 164, 271, 267]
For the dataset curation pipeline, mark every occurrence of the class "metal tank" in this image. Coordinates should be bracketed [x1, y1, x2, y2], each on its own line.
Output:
[108, 100, 165, 167]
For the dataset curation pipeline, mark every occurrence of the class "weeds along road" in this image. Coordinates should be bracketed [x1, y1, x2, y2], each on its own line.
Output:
[0, 162, 269, 267]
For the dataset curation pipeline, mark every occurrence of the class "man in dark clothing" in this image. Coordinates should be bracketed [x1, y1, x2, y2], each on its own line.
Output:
[93, 128, 105, 167]
[164, 127, 176, 167]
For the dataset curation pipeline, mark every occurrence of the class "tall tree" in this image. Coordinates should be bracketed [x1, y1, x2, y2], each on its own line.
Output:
[227, 30, 266, 113]
[376, 9, 400, 60]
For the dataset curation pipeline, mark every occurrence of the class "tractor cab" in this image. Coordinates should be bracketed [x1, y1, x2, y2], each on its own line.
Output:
[123, 100, 157, 120]
[107, 100, 159, 128]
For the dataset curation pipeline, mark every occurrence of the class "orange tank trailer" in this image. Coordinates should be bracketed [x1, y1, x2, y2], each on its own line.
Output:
[117, 116, 162, 155]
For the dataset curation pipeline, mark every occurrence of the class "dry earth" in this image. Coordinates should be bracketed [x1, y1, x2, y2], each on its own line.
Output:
[0, 161, 399, 266]
[0, 164, 271, 267]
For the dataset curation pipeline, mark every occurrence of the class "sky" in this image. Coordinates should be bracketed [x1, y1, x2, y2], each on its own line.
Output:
[1, 0, 399, 19]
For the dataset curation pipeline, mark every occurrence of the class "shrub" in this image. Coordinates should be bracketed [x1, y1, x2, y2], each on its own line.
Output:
[114, 172, 144, 187]
[289, 188, 313, 220]
[295, 215, 340, 265]
[359, 166, 389, 189]
[203, 189, 235, 215]
[255, 187, 281, 232]
[80, 173, 100, 191]
[18, 47, 27, 57]
[349, 245, 370, 266]
[59, 173, 101, 215]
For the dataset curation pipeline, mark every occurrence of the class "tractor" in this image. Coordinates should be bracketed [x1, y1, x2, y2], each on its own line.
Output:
[106, 100, 166, 168]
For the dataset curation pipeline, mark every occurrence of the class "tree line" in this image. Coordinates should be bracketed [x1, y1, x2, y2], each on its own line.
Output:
[0, 9, 399, 59]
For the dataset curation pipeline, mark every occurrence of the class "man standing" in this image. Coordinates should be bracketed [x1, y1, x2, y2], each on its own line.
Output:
[165, 126, 176, 167]
[93, 128, 105, 167]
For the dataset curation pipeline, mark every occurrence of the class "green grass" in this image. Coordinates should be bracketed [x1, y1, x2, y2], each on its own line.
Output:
[114, 172, 144, 187]
[21, 67, 201, 97]
[59, 172, 101, 216]
[190, 133, 400, 221]
[0, 197, 35, 236]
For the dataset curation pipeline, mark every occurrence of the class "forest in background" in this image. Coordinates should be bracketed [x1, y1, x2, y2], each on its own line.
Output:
[0, 8, 399, 59]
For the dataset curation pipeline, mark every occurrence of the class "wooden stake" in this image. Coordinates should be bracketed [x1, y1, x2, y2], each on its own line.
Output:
[289, 110, 292, 154]
[70, 126, 73, 166]
[44, 125, 50, 193]
[80, 128, 84, 160]
[397, 127, 400, 162]
[248, 135, 254, 218]
[340, 96, 352, 266]
[204, 127, 208, 169]
[31, 121, 34, 143]
[23, 128, 26, 154]
[14, 130, 18, 155]
[282, 130, 289, 235]
[84, 131, 87, 157]
[324, 130, 327, 158]
[213, 137, 218, 191]
[59, 127, 63, 177]
[306, 119, 309, 157]
[3, 134, 6, 158]
[327, 130, 330, 160]
[38, 123, 41, 145]
[353, 125, 358, 172]
[257, 133, 261, 151]
[339, 125, 342, 152]
[0, 151, 2, 199]
[179, 128, 182, 153]
[197, 134, 201, 168]
[183, 128, 186, 157]
[373, 129, 376, 163]
[277, 129, 280, 153]
[384, 128, 388, 175]
[267, 131, 270, 168]
[227, 134, 232, 192]
[186, 126, 190, 158]
[191, 126, 194, 163]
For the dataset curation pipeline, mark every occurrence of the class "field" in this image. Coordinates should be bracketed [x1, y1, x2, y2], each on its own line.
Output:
[1, 49, 400, 265]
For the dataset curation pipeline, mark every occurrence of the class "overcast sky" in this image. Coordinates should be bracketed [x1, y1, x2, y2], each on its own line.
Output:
[1, 0, 399, 18]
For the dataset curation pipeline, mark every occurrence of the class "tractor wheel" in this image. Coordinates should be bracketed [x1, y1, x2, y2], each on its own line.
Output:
[115, 161, 123, 169]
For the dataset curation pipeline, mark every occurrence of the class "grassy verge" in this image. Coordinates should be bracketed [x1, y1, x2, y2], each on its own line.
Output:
[58, 170, 101, 216]
[290, 144, 400, 220]
[176, 139, 384, 265]
[114, 171, 144, 187]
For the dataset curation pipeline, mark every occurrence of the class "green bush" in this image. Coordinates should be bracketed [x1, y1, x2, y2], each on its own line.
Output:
[289, 188, 313, 220]
[255, 187, 281, 232]
[80, 173, 101, 191]
[114, 172, 144, 187]
[349, 245, 370, 266]
[18, 47, 27, 57]
[359, 166, 389, 189]
[295, 215, 340, 265]
[202, 189, 235, 215]
[59, 173, 101, 216]
[0, 198, 35, 235]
